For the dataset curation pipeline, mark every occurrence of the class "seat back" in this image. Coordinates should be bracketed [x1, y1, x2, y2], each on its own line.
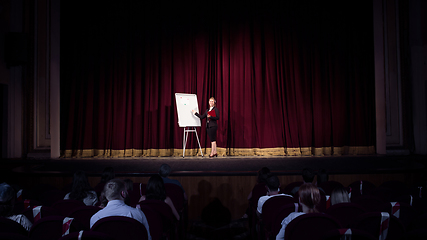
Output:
[0, 216, 28, 236]
[57, 230, 114, 240]
[21, 184, 58, 203]
[0, 232, 31, 240]
[21, 205, 61, 223]
[379, 181, 411, 196]
[351, 195, 385, 212]
[52, 199, 87, 216]
[348, 181, 376, 200]
[271, 203, 300, 238]
[261, 195, 295, 237]
[39, 189, 68, 206]
[91, 216, 148, 240]
[164, 183, 185, 212]
[12, 199, 42, 215]
[351, 212, 406, 240]
[127, 183, 144, 206]
[284, 213, 342, 240]
[325, 203, 367, 227]
[138, 205, 163, 240]
[138, 199, 177, 238]
[379, 202, 420, 229]
[403, 228, 427, 240]
[317, 191, 328, 212]
[408, 212, 427, 231]
[164, 183, 188, 239]
[69, 206, 101, 230]
[29, 215, 83, 240]
[320, 228, 377, 240]
[318, 181, 344, 195]
[249, 183, 268, 208]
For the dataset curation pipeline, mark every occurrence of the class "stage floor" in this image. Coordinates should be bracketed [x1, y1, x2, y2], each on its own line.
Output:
[3, 154, 425, 177]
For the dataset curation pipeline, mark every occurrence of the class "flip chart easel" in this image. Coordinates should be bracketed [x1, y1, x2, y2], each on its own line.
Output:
[175, 93, 203, 158]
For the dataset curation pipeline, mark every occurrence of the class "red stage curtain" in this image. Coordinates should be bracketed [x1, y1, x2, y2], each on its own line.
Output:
[60, 1, 375, 157]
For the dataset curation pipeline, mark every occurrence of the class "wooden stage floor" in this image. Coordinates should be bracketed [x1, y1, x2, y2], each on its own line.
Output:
[3, 154, 425, 177]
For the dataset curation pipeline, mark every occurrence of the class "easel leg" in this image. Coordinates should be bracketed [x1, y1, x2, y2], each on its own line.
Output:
[183, 128, 186, 158]
[194, 127, 203, 157]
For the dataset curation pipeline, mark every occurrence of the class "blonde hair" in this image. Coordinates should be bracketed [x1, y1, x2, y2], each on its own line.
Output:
[330, 186, 350, 205]
[209, 97, 216, 107]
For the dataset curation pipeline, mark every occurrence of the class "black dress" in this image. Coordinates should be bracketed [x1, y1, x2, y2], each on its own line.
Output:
[195, 107, 220, 142]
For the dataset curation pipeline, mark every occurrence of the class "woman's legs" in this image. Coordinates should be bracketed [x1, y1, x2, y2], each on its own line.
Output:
[207, 126, 218, 156]
[211, 141, 217, 156]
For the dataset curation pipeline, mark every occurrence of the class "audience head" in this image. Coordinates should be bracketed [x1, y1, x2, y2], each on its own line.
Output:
[159, 164, 172, 178]
[265, 173, 280, 193]
[298, 183, 321, 213]
[103, 179, 127, 201]
[99, 190, 108, 208]
[101, 167, 115, 183]
[330, 186, 350, 205]
[123, 179, 133, 205]
[302, 168, 315, 183]
[70, 170, 93, 200]
[124, 179, 133, 192]
[257, 167, 271, 183]
[317, 169, 328, 185]
[0, 182, 15, 217]
[146, 174, 166, 201]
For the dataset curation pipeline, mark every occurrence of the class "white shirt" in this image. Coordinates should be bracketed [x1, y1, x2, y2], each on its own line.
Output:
[64, 190, 98, 206]
[276, 212, 305, 240]
[7, 214, 33, 231]
[257, 193, 293, 214]
[90, 200, 151, 240]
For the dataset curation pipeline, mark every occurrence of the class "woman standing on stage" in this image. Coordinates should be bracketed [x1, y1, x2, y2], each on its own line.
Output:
[192, 97, 219, 157]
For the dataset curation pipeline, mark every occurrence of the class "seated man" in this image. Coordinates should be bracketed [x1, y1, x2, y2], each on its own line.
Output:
[90, 179, 152, 240]
[290, 168, 315, 196]
[257, 173, 292, 216]
[0, 182, 33, 231]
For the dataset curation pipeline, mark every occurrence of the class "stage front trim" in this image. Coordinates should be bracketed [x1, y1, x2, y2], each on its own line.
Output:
[61, 146, 375, 158]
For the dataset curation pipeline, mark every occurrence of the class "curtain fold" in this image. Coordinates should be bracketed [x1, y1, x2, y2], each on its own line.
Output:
[61, 1, 375, 157]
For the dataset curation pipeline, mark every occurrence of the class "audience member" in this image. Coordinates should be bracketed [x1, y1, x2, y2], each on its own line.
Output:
[64, 170, 98, 206]
[276, 183, 321, 240]
[247, 167, 270, 201]
[139, 174, 180, 220]
[316, 169, 328, 194]
[159, 164, 187, 200]
[257, 173, 292, 216]
[90, 179, 152, 240]
[98, 190, 108, 208]
[242, 167, 271, 219]
[123, 179, 133, 205]
[317, 169, 328, 185]
[0, 182, 33, 231]
[124, 179, 133, 192]
[330, 185, 350, 206]
[94, 167, 115, 198]
[290, 168, 315, 196]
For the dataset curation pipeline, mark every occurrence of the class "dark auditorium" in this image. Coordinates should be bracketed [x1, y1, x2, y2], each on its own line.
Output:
[1, 1, 426, 240]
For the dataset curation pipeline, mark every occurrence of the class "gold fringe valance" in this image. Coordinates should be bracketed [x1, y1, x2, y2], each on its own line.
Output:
[61, 146, 375, 158]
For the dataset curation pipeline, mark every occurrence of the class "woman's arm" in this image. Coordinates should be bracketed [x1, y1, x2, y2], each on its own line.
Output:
[209, 108, 219, 121]
[165, 196, 180, 221]
[194, 109, 207, 119]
